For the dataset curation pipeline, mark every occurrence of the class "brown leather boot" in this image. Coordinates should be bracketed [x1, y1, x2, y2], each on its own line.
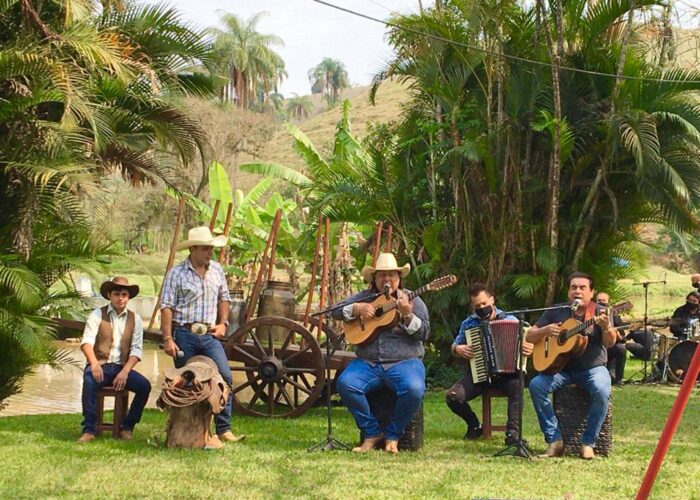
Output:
[352, 434, 384, 452]
[580, 444, 595, 460]
[384, 439, 399, 454]
[218, 431, 246, 443]
[538, 439, 564, 458]
[119, 430, 133, 441]
[77, 433, 95, 443]
[205, 435, 225, 450]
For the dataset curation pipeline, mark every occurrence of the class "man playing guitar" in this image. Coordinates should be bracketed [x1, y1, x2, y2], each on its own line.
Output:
[332, 253, 431, 454]
[526, 272, 617, 459]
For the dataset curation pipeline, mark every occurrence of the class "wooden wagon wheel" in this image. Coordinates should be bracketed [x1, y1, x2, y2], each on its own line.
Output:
[224, 316, 326, 418]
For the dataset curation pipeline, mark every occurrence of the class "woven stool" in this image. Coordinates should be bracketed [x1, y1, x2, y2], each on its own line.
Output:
[553, 385, 612, 456]
[359, 387, 424, 451]
[482, 387, 508, 438]
[96, 387, 129, 438]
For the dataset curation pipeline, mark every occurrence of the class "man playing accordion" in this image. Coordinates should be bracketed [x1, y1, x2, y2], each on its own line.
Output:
[446, 282, 533, 446]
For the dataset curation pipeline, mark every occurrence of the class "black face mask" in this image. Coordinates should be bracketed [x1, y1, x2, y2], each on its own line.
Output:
[687, 301, 699, 310]
[475, 305, 493, 320]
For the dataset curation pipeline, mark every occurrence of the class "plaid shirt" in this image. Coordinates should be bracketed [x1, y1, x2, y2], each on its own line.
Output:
[160, 258, 231, 326]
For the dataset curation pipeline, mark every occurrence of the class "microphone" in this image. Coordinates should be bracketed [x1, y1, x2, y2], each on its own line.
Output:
[570, 299, 582, 311]
[383, 282, 391, 299]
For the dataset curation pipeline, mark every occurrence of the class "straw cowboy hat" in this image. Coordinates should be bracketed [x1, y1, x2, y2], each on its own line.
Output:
[100, 276, 140, 300]
[176, 226, 227, 251]
[361, 252, 411, 283]
[163, 355, 217, 382]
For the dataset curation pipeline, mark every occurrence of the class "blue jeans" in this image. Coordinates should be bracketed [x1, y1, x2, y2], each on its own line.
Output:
[81, 363, 151, 435]
[173, 327, 233, 434]
[529, 365, 611, 446]
[337, 358, 425, 441]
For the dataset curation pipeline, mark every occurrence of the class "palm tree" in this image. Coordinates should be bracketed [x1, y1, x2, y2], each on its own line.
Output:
[0, 0, 216, 405]
[286, 95, 314, 120]
[210, 11, 286, 109]
[308, 58, 350, 104]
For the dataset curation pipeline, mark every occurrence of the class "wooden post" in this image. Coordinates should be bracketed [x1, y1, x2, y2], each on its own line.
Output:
[372, 221, 383, 265]
[266, 210, 283, 281]
[317, 217, 330, 341]
[148, 196, 185, 331]
[244, 209, 282, 323]
[209, 199, 221, 231]
[303, 214, 324, 329]
[385, 225, 393, 252]
[218, 202, 234, 264]
[636, 343, 700, 499]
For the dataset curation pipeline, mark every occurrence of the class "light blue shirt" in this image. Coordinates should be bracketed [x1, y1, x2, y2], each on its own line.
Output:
[160, 258, 231, 325]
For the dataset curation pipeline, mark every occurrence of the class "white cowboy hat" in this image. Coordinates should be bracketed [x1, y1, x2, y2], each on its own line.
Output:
[176, 226, 227, 251]
[361, 252, 411, 283]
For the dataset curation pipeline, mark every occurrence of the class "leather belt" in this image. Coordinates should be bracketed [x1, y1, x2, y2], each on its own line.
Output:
[174, 322, 210, 335]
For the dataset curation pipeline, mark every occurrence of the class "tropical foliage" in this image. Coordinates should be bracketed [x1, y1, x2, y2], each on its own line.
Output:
[0, 0, 215, 404]
[245, 0, 700, 363]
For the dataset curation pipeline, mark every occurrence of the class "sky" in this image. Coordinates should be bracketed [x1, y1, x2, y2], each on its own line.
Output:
[156, 0, 432, 97]
[154, 0, 699, 97]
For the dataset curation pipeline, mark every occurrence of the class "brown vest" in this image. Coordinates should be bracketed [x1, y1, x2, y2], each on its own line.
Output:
[94, 305, 135, 365]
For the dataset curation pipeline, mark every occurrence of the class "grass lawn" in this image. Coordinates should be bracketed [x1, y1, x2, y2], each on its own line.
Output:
[1, 382, 699, 499]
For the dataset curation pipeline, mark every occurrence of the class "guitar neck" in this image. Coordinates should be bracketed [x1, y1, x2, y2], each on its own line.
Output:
[381, 286, 425, 313]
[563, 304, 628, 339]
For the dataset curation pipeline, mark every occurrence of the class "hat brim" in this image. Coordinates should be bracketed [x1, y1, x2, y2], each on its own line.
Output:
[361, 263, 411, 283]
[175, 235, 227, 251]
[164, 362, 216, 382]
[100, 281, 139, 300]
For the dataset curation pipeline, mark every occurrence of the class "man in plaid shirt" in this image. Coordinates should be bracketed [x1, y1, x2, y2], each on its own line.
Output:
[160, 226, 244, 447]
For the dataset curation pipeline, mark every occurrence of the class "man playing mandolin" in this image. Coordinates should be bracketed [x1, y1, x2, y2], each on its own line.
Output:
[526, 272, 617, 459]
[333, 253, 430, 454]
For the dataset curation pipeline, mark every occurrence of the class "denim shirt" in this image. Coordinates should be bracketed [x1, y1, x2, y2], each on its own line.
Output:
[332, 288, 430, 363]
[452, 308, 516, 346]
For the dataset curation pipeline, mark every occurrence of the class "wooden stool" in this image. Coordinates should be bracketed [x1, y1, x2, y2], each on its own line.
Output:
[553, 384, 613, 456]
[359, 387, 424, 451]
[482, 387, 508, 438]
[96, 387, 129, 438]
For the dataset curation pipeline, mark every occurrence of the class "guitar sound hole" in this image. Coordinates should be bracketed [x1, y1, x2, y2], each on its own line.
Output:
[375, 308, 383, 317]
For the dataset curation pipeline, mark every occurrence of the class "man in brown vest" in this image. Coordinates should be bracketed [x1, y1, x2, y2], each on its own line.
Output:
[77, 277, 151, 442]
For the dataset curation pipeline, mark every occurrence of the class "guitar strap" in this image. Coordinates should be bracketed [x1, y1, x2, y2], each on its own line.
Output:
[584, 301, 597, 321]
[582, 301, 597, 335]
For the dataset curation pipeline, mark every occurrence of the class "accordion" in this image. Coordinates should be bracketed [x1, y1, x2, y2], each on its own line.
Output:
[465, 319, 521, 383]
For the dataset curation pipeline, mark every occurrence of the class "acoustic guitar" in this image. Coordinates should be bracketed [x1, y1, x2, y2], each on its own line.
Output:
[342, 275, 457, 346]
[531, 301, 633, 374]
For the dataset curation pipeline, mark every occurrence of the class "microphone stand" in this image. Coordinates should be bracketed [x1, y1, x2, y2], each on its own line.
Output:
[494, 304, 572, 459]
[631, 280, 666, 383]
[308, 321, 350, 452]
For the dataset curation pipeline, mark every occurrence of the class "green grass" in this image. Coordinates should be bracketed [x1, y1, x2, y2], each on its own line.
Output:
[1, 382, 699, 499]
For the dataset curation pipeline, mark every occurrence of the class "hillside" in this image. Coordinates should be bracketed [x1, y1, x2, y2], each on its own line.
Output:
[258, 80, 410, 170]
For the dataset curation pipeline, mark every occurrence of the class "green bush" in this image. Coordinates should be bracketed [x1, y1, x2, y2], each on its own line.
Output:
[0, 335, 32, 410]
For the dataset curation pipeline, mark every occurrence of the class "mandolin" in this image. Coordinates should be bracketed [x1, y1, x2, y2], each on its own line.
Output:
[342, 275, 457, 346]
[531, 301, 633, 374]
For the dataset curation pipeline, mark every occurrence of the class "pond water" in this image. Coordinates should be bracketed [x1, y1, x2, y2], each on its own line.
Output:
[0, 341, 246, 417]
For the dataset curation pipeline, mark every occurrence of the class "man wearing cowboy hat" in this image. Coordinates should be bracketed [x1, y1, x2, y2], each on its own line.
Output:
[332, 252, 431, 454]
[160, 226, 244, 446]
[77, 277, 151, 442]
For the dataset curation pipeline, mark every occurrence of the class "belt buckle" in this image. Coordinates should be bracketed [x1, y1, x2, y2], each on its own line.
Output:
[191, 322, 209, 335]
